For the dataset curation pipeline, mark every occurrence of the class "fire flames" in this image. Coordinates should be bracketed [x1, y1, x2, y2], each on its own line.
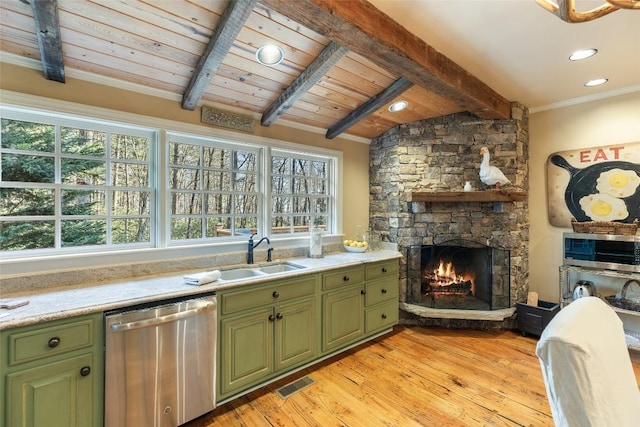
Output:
[424, 259, 474, 295]
[434, 260, 463, 285]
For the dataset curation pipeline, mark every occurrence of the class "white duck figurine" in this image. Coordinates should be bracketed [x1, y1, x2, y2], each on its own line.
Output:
[479, 146, 510, 189]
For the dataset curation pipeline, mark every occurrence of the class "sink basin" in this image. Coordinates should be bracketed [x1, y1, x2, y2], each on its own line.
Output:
[258, 262, 306, 274]
[219, 268, 266, 281]
[218, 262, 306, 281]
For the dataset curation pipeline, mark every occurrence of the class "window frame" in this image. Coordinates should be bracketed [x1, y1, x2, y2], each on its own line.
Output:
[0, 97, 342, 270]
[1, 107, 158, 256]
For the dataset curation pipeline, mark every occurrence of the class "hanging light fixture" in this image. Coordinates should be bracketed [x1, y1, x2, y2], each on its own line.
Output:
[535, 0, 639, 23]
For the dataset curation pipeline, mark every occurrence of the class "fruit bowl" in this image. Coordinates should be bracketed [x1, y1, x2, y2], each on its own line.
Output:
[344, 245, 367, 253]
[343, 239, 368, 253]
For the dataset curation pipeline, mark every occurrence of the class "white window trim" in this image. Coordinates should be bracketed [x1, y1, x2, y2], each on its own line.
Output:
[0, 90, 344, 276]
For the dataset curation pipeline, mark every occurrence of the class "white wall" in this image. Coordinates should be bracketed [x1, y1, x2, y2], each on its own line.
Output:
[529, 91, 640, 302]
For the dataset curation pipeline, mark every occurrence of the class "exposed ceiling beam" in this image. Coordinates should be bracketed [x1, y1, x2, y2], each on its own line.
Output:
[30, 0, 65, 83]
[261, 41, 348, 126]
[182, 0, 257, 110]
[259, 0, 511, 120]
[326, 77, 413, 139]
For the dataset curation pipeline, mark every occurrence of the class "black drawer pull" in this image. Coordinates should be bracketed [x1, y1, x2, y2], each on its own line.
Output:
[381, 314, 387, 319]
[272, 291, 279, 298]
[48, 337, 61, 348]
[268, 314, 275, 322]
[80, 366, 91, 377]
[276, 313, 283, 320]
[382, 267, 387, 273]
[360, 289, 366, 295]
[343, 276, 350, 282]
[381, 288, 387, 294]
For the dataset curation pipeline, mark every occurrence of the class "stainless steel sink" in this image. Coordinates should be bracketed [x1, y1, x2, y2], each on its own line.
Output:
[258, 262, 305, 274]
[218, 262, 306, 281]
[219, 268, 267, 281]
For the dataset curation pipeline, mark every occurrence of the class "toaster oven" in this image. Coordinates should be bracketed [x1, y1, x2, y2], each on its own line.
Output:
[563, 232, 640, 273]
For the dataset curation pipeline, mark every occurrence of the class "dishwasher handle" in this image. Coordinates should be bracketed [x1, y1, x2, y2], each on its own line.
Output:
[110, 300, 216, 332]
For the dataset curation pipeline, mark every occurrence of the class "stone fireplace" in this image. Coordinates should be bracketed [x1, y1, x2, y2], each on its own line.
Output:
[407, 239, 511, 311]
[369, 104, 529, 329]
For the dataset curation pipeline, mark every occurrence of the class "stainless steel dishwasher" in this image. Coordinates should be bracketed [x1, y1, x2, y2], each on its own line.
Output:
[104, 293, 216, 427]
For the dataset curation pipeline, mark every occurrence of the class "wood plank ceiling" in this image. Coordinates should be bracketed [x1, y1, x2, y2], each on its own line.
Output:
[0, 0, 512, 140]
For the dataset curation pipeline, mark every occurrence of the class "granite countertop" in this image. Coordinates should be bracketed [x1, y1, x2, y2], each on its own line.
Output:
[0, 250, 401, 330]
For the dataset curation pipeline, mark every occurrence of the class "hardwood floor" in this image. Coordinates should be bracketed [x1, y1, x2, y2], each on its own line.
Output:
[187, 326, 640, 427]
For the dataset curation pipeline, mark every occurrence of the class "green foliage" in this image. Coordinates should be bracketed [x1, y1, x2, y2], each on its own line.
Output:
[1, 118, 151, 251]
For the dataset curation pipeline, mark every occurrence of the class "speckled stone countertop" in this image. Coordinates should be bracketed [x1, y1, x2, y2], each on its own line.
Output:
[0, 250, 401, 331]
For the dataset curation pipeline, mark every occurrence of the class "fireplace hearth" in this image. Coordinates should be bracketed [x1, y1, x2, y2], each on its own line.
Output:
[407, 240, 510, 311]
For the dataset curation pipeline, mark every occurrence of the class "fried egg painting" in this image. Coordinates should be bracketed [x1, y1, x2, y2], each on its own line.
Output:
[596, 168, 640, 198]
[579, 193, 629, 221]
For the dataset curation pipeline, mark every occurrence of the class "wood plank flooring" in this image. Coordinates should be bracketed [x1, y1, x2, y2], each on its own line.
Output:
[186, 326, 640, 427]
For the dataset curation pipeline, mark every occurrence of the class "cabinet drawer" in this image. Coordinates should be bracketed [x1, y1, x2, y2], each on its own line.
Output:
[365, 260, 398, 281]
[365, 300, 398, 334]
[220, 275, 316, 316]
[365, 278, 398, 307]
[8, 318, 95, 366]
[322, 267, 364, 291]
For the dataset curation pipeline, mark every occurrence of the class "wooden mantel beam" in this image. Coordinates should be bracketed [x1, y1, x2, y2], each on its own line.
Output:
[259, 0, 511, 120]
[30, 0, 65, 83]
[182, 0, 257, 110]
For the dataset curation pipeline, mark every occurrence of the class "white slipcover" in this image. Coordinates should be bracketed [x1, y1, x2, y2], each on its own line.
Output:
[535, 296, 640, 427]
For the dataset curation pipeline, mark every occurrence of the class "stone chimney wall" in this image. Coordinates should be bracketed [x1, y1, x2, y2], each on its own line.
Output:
[369, 103, 530, 308]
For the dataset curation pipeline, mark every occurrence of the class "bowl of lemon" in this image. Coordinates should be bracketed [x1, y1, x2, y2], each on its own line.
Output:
[343, 239, 368, 253]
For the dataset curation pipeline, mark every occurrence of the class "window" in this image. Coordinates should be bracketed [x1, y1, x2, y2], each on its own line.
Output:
[271, 150, 330, 234]
[0, 105, 338, 258]
[1, 111, 155, 252]
[167, 134, 260, 241]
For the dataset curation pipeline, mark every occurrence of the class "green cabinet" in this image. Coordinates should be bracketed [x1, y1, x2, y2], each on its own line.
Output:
[218, 275, 318, 399]
[0, 313, 104, 427]
[364, 260, 399, 334]
[321, 260, 399, 353]
[321, 265, 366, 352]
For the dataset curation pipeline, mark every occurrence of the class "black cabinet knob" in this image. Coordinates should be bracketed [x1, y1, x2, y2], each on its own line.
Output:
[80, 366, 91, 377]
[343, 276, 349, 282]
[381, 288, 387, 294]
[360, 289, 366, 295]
[272, 291, 279, 298]
[48, 337, 60, 348]
[276, 313, 283, 320]
[268, 314, 275, 321]
[381, 314, 387, 319]
[382, 268, 387, 273]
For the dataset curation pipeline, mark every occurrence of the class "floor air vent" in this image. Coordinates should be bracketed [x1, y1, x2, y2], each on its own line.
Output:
[276, 375, 315, 399]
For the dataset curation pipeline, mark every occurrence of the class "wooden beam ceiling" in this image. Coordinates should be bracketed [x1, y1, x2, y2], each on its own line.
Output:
[261, 41, 348, 127]
[182, 0, 257, 110]
[326, 77, 413, 139]
[30, 0, 65, 83]
[259, 0, 511, 120]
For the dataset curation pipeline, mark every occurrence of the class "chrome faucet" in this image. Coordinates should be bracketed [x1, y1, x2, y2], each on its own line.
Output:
[247, 233, 271, 264]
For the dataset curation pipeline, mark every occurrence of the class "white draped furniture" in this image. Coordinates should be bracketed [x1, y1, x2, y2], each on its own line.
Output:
[536, 296, 640, 427]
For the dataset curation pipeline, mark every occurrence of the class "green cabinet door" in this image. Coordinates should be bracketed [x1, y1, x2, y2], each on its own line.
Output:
[275, 299, 317, 371]
[219, 307, 274, 397]
[6, 353, 94, 427]
[322, 286, 364, 352]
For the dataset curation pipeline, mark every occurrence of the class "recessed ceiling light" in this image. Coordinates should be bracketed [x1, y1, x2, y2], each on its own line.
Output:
[584, 78, 608, 87]
[388, 100, 408, 112]
[256, 44, 284, 66]
[569, 48, 598, 61]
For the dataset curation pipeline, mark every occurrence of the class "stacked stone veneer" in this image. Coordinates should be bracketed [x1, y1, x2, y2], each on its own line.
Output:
[369, 103, 530, 327]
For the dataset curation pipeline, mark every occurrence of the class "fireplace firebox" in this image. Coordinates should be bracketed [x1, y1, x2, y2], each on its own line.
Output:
[407, 240, 510, 310]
